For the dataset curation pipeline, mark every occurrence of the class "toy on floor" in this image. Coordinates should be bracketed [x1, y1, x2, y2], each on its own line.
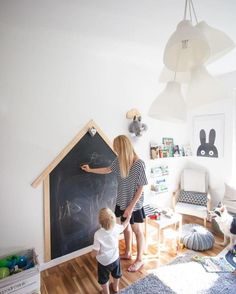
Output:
[192, 255, 204, 262]
[192, 253, 235, 273]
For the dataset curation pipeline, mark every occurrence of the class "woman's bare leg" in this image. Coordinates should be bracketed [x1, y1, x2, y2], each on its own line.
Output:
[122, 223, 132, 259]
[127, 223, 144, 272]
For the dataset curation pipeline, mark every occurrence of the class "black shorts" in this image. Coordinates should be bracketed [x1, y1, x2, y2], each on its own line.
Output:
[115, 205, 146, 224]
[97, 258, 122, 285]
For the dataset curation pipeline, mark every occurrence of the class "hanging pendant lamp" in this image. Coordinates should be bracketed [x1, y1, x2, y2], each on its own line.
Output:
[196, 21, 235, 64]
[149, 0, 234, 123]
[148, 81, 186, 123]
[163, 19, 210, 72]
[159, 66, 191, 83]
[185, 65, 227, 108]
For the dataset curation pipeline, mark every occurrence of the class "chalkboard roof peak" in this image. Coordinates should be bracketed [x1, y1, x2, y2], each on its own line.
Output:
[31, 119, 113, 188]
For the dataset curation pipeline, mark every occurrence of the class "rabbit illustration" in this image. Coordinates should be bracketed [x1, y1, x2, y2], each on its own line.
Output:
[197, 129, 218, 157]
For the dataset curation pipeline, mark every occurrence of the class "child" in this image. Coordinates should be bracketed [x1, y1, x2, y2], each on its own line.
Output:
[92, 207, 131, 294]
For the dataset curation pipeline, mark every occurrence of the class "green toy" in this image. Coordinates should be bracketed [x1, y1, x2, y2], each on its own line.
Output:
[0, 255, 27, 270]
[0, 258, 11, 268]
[0, 267, 10, 279]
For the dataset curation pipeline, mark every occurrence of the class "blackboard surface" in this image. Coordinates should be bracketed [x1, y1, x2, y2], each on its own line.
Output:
[50, 132, 117, 259]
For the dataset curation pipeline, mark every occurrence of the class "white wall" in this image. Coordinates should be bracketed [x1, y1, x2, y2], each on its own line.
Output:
[187, 96, 235, 208]
[0, 0, 235, 268]
[0, 2, 188, 267]
[186, 79, 236, 207]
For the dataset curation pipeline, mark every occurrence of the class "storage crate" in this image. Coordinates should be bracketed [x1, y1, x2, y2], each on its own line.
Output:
[0, 248, 40, 294]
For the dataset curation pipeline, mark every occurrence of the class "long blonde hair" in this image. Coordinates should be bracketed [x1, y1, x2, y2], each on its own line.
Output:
[113, 135, 138, 178]
[99, 208, 116, 230]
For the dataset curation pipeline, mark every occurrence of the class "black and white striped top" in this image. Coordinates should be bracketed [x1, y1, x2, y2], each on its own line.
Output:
[110, 158, 148, 211]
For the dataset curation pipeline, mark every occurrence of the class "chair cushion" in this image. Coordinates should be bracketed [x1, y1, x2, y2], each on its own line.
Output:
[175, 202, 208, 219]
[178, 190, 207, 206]
[181, 224, 214, 251]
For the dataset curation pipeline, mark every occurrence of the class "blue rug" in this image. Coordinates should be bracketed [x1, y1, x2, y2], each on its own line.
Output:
[225, 245, 236, 268]
[119, 252, 236, 294]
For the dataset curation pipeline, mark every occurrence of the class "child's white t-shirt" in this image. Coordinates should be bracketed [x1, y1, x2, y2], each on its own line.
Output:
[92, 223, 124, 266]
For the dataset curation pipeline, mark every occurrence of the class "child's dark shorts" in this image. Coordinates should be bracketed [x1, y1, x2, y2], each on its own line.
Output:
[97, 258, 122, 285]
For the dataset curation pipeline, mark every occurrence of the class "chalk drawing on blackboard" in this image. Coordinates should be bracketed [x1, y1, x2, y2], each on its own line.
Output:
[59, 200, 82, 221]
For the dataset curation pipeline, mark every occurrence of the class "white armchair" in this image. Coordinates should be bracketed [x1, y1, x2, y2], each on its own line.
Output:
[172, 168, 211, 227]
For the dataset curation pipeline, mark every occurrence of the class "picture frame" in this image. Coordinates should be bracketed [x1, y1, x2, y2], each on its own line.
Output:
[173, 145, 180, 156]
[182, 144, 192, 156]
[193, 114, 225, 158]
[162, 137, 174, 146]
[150, 143, 160, 159]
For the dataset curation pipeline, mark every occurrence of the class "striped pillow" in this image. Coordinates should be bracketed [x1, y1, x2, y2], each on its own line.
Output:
[178, 190, 207, 206]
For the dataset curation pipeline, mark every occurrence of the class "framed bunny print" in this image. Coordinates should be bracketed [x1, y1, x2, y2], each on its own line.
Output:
[193, 114, 225, 158]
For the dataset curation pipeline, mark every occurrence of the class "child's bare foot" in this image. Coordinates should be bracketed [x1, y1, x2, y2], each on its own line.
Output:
[109, 283, 119, 293]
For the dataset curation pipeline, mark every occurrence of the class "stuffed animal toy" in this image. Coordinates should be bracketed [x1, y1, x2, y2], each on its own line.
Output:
[126, 108, 148, 137]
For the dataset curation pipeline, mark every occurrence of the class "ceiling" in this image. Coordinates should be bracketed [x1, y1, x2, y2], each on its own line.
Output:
[0, 0, 235, 76]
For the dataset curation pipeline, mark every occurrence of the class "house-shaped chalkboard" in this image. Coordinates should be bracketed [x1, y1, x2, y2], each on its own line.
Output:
[32, 120, 117, 261]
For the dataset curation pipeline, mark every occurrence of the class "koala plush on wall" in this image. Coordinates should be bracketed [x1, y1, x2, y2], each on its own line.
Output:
[126, 108, 148, 137]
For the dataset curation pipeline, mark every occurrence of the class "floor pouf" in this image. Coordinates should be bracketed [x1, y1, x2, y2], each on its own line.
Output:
[181, 224, 215, 251]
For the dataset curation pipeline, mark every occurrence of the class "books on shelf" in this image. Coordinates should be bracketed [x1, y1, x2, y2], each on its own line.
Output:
[150, 165, 169, 177]
[151, 179, 168, 194]
[150, 165, 169, 194]
[150, 141, 192, 159]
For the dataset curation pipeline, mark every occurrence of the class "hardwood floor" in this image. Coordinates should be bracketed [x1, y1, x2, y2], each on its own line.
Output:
[40, 216, 224, 294]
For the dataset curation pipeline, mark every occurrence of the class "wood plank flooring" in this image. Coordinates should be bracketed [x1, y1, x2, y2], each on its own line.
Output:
[40, 216, 225, 294]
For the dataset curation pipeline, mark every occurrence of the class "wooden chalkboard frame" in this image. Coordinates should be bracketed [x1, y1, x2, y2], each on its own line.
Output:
[32, 120, 114, 261]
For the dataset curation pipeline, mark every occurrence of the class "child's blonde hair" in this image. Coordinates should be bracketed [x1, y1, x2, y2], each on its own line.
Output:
[99, 208, 116, 230]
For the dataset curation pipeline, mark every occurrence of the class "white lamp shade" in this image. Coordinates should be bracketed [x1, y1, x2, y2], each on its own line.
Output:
[159, 66, 191, 83]
[148, 81, 186, 123]
[196, 21, 235, 64]
[186, 65, 227, 108]
[163, 20, 210, 72]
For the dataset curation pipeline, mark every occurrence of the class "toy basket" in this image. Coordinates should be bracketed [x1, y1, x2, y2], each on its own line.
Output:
[0, 248, 40, 294]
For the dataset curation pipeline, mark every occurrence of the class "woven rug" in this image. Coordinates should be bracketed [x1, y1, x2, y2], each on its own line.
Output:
[119, 251, 236, 294]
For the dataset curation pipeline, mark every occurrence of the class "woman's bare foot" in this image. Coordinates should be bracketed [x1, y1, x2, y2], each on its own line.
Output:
[120, 253, 132, 260]
[127, 260, 144, 272]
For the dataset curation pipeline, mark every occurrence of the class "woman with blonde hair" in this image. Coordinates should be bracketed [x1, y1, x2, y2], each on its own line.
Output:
[81, 135, 148, 272]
